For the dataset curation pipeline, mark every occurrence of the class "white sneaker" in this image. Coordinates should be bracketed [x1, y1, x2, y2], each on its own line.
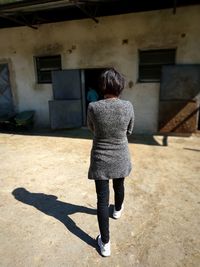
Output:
[113, 204, 124, 219]
[97, 235, 111, 257]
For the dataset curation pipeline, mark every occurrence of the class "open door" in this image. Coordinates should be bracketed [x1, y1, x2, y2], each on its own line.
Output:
[159, 65, 200, 133]
[49, 70, 84, 129]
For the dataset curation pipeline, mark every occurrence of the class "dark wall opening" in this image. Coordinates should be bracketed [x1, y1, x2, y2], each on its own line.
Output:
[84, 68, 106, 110]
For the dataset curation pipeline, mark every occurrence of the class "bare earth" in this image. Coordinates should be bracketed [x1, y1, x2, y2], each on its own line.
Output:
[0, 130, 199, 267]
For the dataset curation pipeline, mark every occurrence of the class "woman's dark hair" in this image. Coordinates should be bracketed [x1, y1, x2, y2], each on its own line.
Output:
[99, 68, 125, 96]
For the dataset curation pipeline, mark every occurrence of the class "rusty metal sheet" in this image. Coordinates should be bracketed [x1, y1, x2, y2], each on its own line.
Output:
[159, 100, 198, 133]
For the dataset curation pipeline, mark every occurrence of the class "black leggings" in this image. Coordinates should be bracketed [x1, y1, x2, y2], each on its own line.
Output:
[95, 178, 125, 244]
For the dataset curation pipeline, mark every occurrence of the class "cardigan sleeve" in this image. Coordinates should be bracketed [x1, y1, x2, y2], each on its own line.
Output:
[87, 103, 94, 132]
[127, 104, 135, 136]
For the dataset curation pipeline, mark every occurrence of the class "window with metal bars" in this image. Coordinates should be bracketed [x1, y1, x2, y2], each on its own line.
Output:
[138, 49, 176, 82]
[35, 55, 61, 83]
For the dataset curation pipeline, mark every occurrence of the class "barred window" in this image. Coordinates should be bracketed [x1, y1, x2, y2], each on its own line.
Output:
[35, 55, 61, 83]
[138, 49, 176, 82]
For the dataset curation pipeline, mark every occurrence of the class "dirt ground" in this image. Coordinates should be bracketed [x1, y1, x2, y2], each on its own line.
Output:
[0, 129, 199, 267]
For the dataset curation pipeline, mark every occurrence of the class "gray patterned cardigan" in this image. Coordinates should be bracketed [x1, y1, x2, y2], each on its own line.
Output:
[87, 98, 134, 180]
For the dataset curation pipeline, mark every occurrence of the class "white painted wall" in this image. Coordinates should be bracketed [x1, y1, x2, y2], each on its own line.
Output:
[0, 5, 199, 133]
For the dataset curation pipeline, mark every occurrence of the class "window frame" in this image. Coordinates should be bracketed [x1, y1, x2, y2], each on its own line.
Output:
[35, 55, 62, 84]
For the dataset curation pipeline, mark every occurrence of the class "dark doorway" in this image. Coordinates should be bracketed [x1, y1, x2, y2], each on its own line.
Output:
[84, 68, 106, 111]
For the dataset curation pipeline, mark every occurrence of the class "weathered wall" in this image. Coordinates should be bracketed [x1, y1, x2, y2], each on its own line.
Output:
[0, 5, 199, 132]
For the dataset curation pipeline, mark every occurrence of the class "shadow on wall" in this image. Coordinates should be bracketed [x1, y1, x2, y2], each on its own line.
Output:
[12, 187, 97, 248]
[159, 101, 199, 133]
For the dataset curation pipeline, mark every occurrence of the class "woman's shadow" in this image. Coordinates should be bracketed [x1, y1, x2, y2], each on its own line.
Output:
[12, 187, 97, 248]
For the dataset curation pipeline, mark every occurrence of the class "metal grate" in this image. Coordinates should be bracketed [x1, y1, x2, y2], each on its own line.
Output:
[139, 49, 176, 82]
[35, 55, 61, 83]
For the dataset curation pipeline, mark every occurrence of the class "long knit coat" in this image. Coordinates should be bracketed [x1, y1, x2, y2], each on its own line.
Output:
[87, 98, 134, 180]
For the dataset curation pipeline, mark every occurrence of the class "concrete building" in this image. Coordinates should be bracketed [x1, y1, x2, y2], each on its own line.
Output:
[0, 1, 200, 133]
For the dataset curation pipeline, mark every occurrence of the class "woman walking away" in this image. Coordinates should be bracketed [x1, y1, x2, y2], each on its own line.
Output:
[87, 68, 134, 257]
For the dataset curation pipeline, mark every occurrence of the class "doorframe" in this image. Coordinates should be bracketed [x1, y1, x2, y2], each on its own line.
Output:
[197, 101, 200, 131]
[80, 69, 86, 126]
